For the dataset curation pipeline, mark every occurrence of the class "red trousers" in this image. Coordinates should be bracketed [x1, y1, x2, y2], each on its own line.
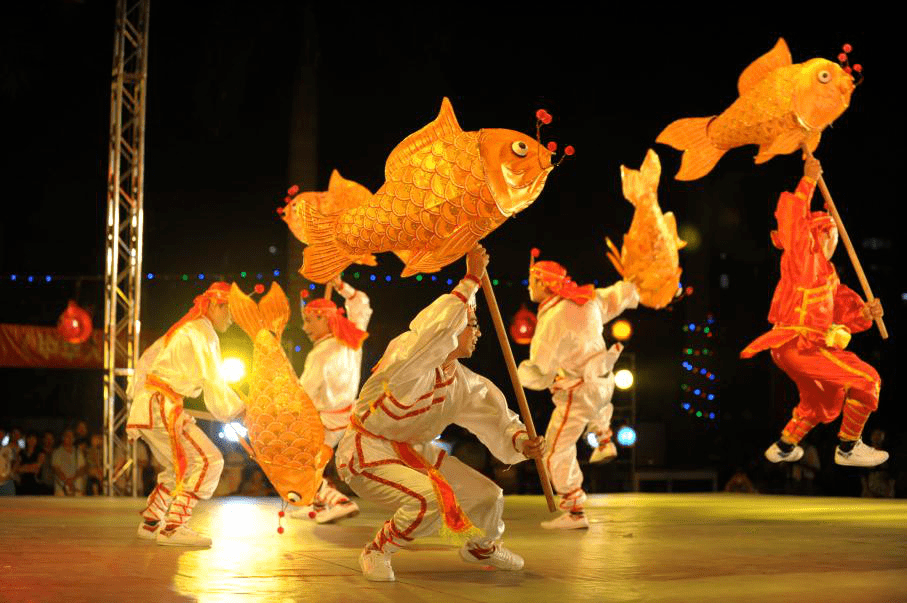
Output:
[770, 339, 880, 443]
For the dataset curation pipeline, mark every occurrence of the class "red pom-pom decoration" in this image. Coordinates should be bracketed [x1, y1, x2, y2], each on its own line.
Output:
[838, 53, 848, 62]
[853, 64, 862, 73]
[277, 526, 284, 534]
[254, 284, 265, 294]
[530, 247, 541, 258]
[287, 184, 300, 196]
[276, 207, 285, 215]
[564, 146, 575, 156]
[843, 43, 852, 53]
[300, 290, 310, 299]
[844, 66, 852, 74]
[308, 511, 316, 519]
[284, 196, 292, 204]
[541, 114, 552, 125]
[278, 511, 285, 518]
[546, 141, 558, 152]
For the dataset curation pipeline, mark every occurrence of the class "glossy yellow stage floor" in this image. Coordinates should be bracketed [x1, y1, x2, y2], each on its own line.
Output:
[2, 493, 905, 603]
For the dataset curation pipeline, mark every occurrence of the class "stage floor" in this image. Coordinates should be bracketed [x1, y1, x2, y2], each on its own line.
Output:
[1, 493, 905, 603]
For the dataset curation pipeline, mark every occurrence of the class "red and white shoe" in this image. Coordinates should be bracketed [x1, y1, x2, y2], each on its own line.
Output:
[156, 525, 212, 547]
[541, 512, 589, 530]
[315, 500, 359, 524]
[359, 547, 395, 582]
[137, 521, 160, 540]
[459, 542, 524, 570]
[589, 441, 618, 464]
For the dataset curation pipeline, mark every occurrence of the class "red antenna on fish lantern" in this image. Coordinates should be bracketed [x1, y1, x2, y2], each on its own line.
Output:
[837, 43, 863, 85]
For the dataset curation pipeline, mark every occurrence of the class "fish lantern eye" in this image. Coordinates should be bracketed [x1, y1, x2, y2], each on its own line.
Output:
[817, 70, 832, 84]
[511, 141, 529, 157]
[286, 492, 301, 503]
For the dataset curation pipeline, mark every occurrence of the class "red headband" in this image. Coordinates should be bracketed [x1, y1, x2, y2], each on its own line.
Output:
[305, 298, 368, 350]
[530, 261, 595, 306]
[164, 282, 231, 344]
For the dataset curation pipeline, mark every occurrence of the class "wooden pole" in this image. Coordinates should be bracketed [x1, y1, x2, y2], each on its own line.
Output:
[480, 272, 558, 512]
[324, 282, 334, 300]
[802, 146, 888, 339]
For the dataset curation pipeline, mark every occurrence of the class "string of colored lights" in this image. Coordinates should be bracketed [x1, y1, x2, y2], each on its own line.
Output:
[679, 314, 719, 422]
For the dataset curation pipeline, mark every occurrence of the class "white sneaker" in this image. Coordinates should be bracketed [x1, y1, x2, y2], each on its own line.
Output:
[315, 500, 359, 524]
[359, 548, 395, 582]
[156, 525, 212, 547]
[589, 442, 618, 464]
[288, 505, 318, 520]
[764, 442, 804, 463]
[459, 542, 524, 571]
[137, 521, 159, 540]
[541, 512, 589, 530]
[835, 440, 889, 467]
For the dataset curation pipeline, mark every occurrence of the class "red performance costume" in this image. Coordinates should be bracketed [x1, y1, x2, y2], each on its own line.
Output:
[741, 172, 886, 466]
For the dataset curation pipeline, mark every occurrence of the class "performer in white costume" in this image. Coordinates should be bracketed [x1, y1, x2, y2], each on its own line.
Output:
[291, 277, 371, 523]
[518, 258, 638, 530]
[127, 282, 244, 547]
[337, 246, 545, 582]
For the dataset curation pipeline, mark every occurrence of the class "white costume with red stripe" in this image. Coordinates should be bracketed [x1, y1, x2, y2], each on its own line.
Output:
[299, 282, 372, 448]
[126, 317, 243, 529]
[517, 281, 638, 510]
[337, 278, 530, 552]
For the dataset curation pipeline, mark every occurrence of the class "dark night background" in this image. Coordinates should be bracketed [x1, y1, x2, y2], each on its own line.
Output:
[1, 3, 903, 495]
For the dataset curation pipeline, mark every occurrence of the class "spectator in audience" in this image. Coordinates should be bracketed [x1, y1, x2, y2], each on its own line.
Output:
[0, 427, 15, 496]
[37, 431, 56, 494]
[74, 421, 90, 452]
[52, 429, 86, 496]
[84, 433, 103, 495]
[15, 432, 46, 495]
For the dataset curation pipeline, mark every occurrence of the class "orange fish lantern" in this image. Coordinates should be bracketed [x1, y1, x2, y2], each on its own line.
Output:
[57, 300, 93, 344]
[228, 283, 333, 507]
[509, 304, 537, 345]
[607, 150, 686, 309]
[657, 39, 857, 180]
[295, 97, 558, 282]
[282, 170, 374, 252]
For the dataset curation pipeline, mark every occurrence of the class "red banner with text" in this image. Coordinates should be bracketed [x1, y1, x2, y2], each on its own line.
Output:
[0, 324, 103, 369]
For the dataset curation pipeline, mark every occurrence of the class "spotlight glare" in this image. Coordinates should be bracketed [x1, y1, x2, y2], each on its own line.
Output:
[222, 357, 246, 384]
[611, 319, 632, 341]
[616, 426, 637, 447]
[614, 369, 634, 390]
[586, 432, 599, 448]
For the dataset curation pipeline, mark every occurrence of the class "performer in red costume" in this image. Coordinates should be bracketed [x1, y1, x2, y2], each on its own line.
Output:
[741, 157, 886, 467]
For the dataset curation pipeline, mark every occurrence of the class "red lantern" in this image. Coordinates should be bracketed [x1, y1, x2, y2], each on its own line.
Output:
[57, 300, 93, 344]
[509, 304, 537, 345]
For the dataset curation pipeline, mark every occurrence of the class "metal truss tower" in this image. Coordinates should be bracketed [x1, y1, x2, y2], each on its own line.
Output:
[103, 0, 150, 496]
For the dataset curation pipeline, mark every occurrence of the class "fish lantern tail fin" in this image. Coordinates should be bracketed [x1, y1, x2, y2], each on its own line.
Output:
[228, 284, 267, 340]
[656, 116, 725, 181]
[299, 200, 355, 284]
[258, 283, 291, 341]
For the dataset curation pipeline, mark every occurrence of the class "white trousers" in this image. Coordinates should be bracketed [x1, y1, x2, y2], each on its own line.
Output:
[544, 377, 614, 510]
[340, 435, 504, 552]
[134, 395, 224, 525]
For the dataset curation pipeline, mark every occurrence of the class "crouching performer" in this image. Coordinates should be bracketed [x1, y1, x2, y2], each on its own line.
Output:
[127, 282, 244, 547]
[337, 246, 545, 581]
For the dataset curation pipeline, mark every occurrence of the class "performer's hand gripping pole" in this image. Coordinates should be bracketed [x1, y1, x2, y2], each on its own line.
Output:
[802, 145, 888, 339]
[480, 272, 558, 512]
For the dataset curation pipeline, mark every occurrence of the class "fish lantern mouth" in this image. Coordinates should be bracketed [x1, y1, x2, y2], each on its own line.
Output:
[286, 492, 301, 504]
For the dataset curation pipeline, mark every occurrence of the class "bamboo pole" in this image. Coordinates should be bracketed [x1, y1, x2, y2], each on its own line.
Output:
[802, 147, 888, 339]
[480, 272, 557, 512]
[324, 282, 334, 300]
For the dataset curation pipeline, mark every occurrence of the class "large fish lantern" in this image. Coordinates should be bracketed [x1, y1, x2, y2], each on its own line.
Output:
[657, 38, 857, 181]
[228, 283, 333, 507]
[606, 150, 686, 309]
[294, 97, 560, 283]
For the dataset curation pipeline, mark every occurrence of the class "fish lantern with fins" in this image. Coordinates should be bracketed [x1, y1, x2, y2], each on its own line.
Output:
[509, 304, 537, 345]
[57, 300, 93, 344]
[657, 38, 857, 181]
[294, 97, 563, 283]
[606, 150, 686, 310]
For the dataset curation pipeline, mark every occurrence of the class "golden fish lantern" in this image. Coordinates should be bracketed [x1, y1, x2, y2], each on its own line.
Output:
[293, 98, 561, 283]
[657, 38, 857, 180]
[228, 283, 333, 507]
[606, 149, 686, 310]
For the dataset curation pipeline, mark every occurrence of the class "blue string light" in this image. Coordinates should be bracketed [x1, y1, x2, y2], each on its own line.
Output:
[431, 275, 437, 281]
[370, 274, 376, 281]
[45, 276, 51, 282]
[27, 276, 34, 283]
[308, 284, 316, 290]
[198, 273, 205, 280]
[294, 345, 301, 352]
[446, 278, 453, 285]
[273, 269, 280, 277]
[385, 275, 391, 282]
[521, 279, 528, 286]
[11, 275, 17, 281]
